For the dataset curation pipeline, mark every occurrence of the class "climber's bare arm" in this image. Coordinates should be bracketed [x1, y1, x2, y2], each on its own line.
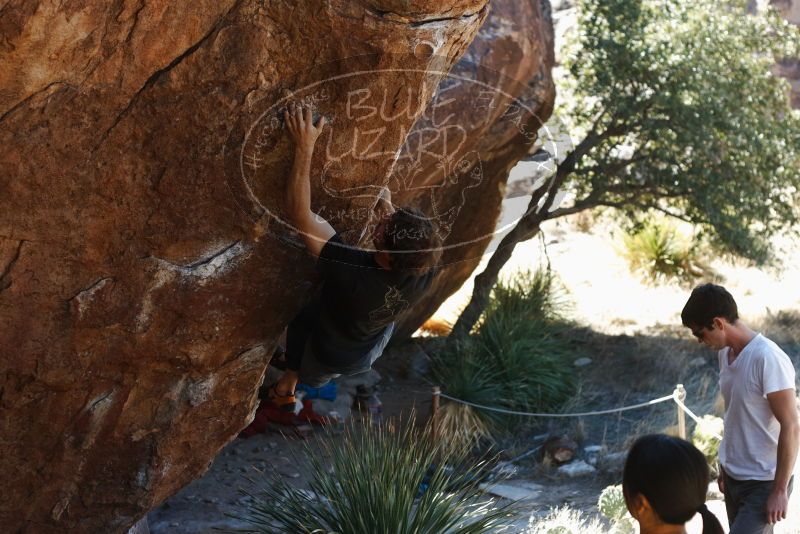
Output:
[284, 103, 334, 257]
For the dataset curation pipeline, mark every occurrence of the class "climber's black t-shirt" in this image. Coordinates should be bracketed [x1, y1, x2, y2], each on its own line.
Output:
[306, 233, 435, 367]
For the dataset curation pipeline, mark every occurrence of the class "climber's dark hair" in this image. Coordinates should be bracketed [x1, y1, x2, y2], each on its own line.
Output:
[681, 283, 739, 330]
[383, 207, 442, 272]
[623, 434, 723, 534]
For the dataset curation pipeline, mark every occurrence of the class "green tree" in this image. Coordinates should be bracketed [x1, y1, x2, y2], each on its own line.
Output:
[450, 0, 800, 338]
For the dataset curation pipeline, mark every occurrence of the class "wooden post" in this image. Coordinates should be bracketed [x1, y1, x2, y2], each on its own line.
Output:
[674, 384, 687, 439]
[430, 386, 441, 440]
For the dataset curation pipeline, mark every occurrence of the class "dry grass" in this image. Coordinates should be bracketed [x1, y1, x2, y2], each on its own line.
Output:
[534, 326, 721, 451]
[560, 309, 800, 453]
[437, 403, 493, 447]
[758, 310, 800, 350]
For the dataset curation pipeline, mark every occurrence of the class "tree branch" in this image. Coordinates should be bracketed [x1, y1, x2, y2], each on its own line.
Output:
[649, 205, 693, 223]
[448, 118, 663, 340]
[545, 192, 603, 219]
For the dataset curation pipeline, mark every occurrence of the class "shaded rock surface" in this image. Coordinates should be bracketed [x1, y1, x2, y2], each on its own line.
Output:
[393, 0, 556, 337]
[0, 0, 554, 532]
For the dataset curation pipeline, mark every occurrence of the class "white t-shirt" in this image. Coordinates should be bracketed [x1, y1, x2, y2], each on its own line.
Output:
[718, 333, 796, 480]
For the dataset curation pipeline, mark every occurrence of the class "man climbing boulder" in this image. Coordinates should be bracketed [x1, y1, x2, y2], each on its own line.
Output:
[264, 103, 442, 411]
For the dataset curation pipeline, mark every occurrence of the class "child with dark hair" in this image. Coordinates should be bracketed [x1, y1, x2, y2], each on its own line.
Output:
[624, 434, 724, 534]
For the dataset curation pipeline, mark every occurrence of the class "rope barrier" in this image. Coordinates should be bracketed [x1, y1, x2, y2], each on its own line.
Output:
[430, 385, 723, 441]
[437, 392, 675, 417]
[673, 395, 723, 440]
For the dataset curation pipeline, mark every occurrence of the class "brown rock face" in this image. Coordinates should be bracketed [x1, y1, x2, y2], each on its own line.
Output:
[0, 0, 553, 532]
[393, 0, 556, 337]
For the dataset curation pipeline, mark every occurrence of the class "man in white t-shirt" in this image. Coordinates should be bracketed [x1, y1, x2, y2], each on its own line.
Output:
[682, 284, 799, 533]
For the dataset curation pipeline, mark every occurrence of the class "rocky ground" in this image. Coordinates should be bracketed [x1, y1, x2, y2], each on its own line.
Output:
[146, 338, 796, 533]
[146, 346, 618, 533]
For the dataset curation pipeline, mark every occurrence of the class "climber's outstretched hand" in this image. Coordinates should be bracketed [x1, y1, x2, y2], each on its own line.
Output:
[284, 102, 326, 153]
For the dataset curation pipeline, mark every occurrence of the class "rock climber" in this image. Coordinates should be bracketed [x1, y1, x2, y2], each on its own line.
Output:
[263, 102, 442, 411]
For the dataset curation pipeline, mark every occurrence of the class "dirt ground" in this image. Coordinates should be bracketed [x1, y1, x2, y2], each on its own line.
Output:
[147, 344, 616, 533]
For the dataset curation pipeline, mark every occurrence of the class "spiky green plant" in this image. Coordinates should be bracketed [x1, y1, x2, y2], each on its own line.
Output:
[431, 269, 580, 444]
[476, 269, 578, 412]
[621, 217, 708, 284]
[232, 419, 516, 533]
[430, 348, 507, 445]
[524, 506, 607, 534]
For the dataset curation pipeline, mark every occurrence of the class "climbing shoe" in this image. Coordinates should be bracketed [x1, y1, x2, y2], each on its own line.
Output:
[265, 384, 296, 413]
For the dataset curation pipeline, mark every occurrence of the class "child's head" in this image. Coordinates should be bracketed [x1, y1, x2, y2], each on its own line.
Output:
[623, 434, 723, 534]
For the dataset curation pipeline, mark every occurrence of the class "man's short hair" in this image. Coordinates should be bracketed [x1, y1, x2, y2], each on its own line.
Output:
[384, 208, 442, 272]
[681, 283, 739, 329]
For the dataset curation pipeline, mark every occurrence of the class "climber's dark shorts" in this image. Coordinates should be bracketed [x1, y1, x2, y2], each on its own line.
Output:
[285, 305, 394, 387]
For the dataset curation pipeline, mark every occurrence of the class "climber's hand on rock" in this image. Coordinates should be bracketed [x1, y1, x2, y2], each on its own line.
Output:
[284, 102, 326, 152]
[375, 186, 395, 216]
[378, 186, 392, 205]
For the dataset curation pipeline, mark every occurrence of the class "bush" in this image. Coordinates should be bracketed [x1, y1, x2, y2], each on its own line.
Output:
[598, 485, 636, 533]
[475, 269, 579, 412]
[431, 269, 581, 443]
[692, 414, 724, 477]
[430, 349, 503, 445]
[621, 217, 708, 284]
[479, 267, 567, 327]
[233, 419, 516, 533]
[524, 506, 607, 534]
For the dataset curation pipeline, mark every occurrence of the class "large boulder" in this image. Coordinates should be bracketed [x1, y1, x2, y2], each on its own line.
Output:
[393, 0, 556, 336]
[0, 0, 554, 531]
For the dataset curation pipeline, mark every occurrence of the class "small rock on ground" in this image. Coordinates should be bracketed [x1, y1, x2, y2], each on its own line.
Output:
[557, 459, 596, 477]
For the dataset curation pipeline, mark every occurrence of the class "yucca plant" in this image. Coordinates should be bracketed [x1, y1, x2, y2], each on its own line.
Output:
[477, 329, 576, 411]
[524, 506, 607, 534]
[478, 268, 567, 330]
[232, 419, 517, 533]
[621, 218, 707, 284]
[476, 269, 577, 413]
[430, 269, 579, 444]
[430, 346, 508, 445]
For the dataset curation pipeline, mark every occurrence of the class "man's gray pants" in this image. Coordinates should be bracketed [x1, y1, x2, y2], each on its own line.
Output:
[723, 470, 794, 534]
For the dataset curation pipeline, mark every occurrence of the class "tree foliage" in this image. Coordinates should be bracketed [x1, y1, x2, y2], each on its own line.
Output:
[558, 0, 800, 262]
[451, 0, 800, 338]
